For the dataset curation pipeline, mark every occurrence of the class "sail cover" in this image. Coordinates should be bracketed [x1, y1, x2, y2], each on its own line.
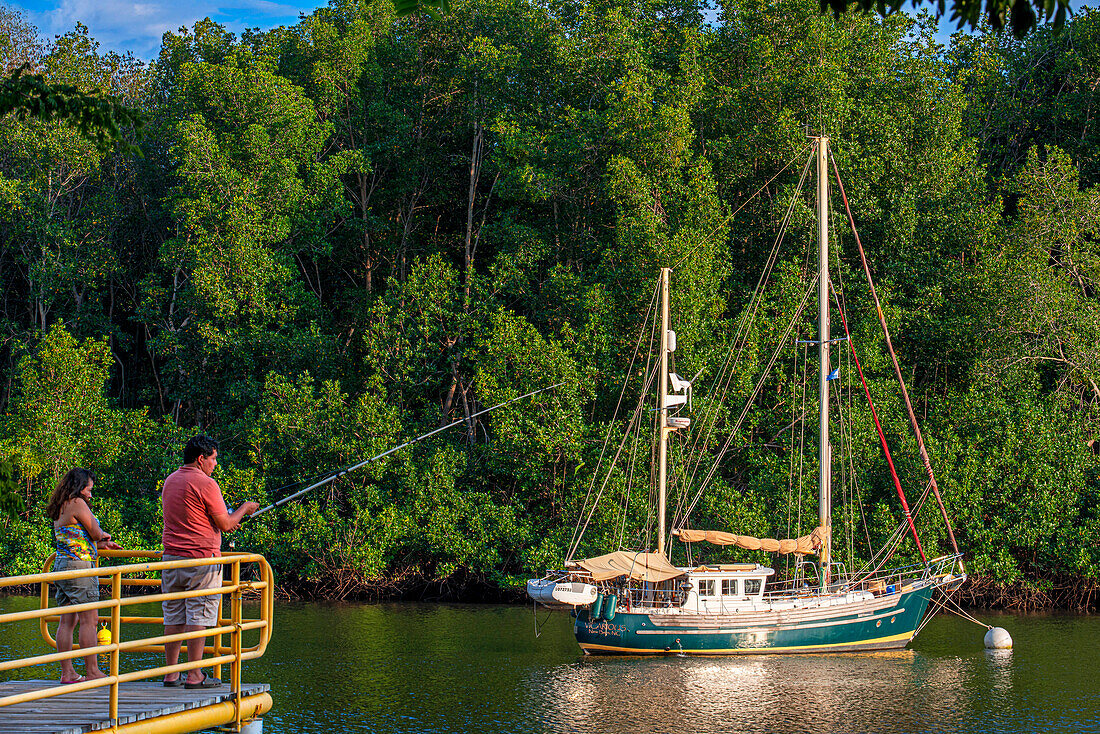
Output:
[674, 526, 828, 556]
[575, 551, 685, 582]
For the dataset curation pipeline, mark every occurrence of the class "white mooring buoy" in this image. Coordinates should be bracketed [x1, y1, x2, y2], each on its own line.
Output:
[984, 626, 1012, 649]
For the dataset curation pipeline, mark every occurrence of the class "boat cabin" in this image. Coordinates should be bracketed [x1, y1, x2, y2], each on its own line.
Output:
[681, 564, 774, 613]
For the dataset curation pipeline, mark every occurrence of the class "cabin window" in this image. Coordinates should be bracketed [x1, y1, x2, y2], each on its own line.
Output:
[744, 579, 762, 595]
[698, 579, 715, 596]
[721, 579, 739, 596]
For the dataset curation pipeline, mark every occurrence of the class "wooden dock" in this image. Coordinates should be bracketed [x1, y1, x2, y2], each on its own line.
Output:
[0, 680, 271, 733]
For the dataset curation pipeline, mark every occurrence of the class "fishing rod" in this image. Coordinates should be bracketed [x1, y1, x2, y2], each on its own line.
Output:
[246, 382, 565, 520]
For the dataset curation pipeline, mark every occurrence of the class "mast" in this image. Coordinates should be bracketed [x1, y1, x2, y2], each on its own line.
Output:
[658, 267, 670, 557]
[816, 137, 832, 586]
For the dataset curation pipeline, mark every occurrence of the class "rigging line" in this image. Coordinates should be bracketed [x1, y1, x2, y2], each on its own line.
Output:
[834, 267, 868, 569]
[830, 280, 927, 564]
[796, 340, 809, 546]
[686, 148, 815, 427]
[849, 479, 932, 582]
[532, 601, 556, 638]
[572, 284, 657, 554]
[830, 150, 962, 565]
[784, 337, 799, 542]
[617, 310, 662, 549]
[678, 151, 817, 504]
[828, 349, 850, 569]
[249, 382, 565, 520]
[632, 315, 662, 548]
[568, 279, 661, 556]
[621, 357, 660, 549]
[673, 143, 814, 271]
[576, 347, 662, 557]
[572, 357, 660, 560]
[783, 336, 805, 578]
[684, 274, 820, 520]
[685, 274, 819, 520]
[848, 478, 935, 584]
[681, 147, 816, 393]
[573, 285, 658, 554]
[914, 594, 949, 637]
[845, 328, 858, 569]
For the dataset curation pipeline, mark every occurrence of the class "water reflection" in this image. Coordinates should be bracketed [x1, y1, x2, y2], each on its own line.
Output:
[529, 650, 977, 733]
[1, 597, 1098, 734]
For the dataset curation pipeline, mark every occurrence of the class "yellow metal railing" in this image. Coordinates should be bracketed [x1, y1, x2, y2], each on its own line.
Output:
[0, 549, 274, 731]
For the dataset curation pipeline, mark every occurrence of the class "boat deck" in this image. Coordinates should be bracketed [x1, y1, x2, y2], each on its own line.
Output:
[0, 680, 270, 734]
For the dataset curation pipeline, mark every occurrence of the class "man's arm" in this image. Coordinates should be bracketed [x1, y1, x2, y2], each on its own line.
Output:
[211, 502, 260, 533]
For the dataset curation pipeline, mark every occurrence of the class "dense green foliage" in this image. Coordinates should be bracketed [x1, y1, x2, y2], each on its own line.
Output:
[1, 0, 1099, 606]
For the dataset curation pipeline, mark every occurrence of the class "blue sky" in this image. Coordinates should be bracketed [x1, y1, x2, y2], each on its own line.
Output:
[1, 0, 320, 59]
[1, 0, 1095, 60]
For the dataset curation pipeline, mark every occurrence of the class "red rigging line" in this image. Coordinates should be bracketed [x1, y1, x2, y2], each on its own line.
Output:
[831, 285, 927, 565]
[829, 151, 963, 566]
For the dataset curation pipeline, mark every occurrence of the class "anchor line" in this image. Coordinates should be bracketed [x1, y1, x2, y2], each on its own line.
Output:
[532, 601, 555, 638]
[246, 383, 565, 520]
[940, 587, 992, 630]
[915, 586, 991, 638]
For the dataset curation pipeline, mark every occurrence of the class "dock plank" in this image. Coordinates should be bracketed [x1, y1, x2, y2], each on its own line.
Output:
[0, 680, 270, 733]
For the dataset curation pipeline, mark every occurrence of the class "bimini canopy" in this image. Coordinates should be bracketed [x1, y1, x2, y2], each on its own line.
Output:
[674, 526, 828, 556]
[575, 551, 685, 583]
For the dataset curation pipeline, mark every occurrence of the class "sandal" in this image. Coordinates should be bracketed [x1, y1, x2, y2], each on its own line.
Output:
[60, 676, 85, 684]
[184, 673, 222, 689]
[163, 676, 184, 687]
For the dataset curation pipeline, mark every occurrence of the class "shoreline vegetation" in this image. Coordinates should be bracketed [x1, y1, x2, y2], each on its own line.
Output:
[4, 574, 1098, 612]
[2, 0, 1100, 612]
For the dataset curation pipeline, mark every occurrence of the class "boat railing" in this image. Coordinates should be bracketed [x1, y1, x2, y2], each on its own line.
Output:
[762, 553, 963, 597]
[0, 549, 274, 730]
[606, 585, 684, 609]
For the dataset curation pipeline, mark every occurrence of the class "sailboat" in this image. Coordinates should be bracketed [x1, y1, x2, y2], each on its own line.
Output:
[527, 135, 965, 654]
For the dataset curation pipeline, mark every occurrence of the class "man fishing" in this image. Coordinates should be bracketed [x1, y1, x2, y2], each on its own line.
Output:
[160, 435, 259, 689]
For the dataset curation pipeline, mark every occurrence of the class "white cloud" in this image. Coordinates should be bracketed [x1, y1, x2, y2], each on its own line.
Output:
[21, 0, 317, 59]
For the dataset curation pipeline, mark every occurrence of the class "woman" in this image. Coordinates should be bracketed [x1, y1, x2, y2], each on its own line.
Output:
[45, 468, 122, 684]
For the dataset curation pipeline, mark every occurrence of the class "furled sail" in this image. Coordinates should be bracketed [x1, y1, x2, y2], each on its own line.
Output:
[573, 551, 685, 582]
[673, 526, 828, 556]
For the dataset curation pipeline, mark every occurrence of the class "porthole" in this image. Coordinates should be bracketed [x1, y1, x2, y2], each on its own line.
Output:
[890, 616, 896, 624]
[876, 620, 882, 627]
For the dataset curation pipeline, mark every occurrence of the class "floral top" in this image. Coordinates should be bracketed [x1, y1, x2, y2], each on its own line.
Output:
[53, 523, 97, 561]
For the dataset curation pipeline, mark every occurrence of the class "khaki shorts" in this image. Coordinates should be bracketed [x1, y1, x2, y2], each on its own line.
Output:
[53, 558, 98, 607]
[161, 554, 222, 627]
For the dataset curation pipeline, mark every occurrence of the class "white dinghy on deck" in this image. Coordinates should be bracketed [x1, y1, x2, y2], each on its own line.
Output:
[526, 577, 598, 609]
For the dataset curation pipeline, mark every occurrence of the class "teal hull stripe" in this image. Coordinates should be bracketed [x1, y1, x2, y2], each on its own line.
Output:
[574, 586, 935, 654]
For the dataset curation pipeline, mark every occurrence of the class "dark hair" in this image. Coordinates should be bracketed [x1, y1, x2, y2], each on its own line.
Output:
[184, 435, 219, 464]
[45, 468, 96, 521]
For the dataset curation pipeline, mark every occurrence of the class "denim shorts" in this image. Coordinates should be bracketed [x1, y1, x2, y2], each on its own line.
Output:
[53, 557, 99, 607]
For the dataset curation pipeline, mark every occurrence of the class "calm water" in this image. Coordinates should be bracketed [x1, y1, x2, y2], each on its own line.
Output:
[2, 595, 1098, 733]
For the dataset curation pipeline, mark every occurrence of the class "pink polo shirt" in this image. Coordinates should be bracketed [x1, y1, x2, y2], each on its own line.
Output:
[161, 466, 229, 558]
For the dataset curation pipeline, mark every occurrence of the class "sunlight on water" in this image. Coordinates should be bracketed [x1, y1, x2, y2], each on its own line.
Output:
[2, 597, 1098, 733]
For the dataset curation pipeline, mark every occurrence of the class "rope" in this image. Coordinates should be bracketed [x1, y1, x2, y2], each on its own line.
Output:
[673, 144, 813, 270]
[532, 601, 555, 638]
[915, 586, 991, 638]
[830, 281, 927, 564]
[568, 281, 661, 559]
[675, 150, 816, 510]
[830, 151, 962, 561]
[684, 274, 820, 519]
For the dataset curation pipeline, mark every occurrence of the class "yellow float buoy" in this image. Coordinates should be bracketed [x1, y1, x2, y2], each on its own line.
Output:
[97, 625, 112, 667]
